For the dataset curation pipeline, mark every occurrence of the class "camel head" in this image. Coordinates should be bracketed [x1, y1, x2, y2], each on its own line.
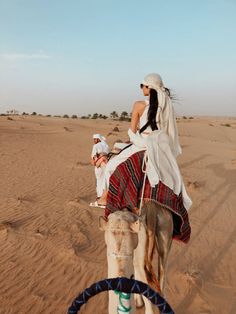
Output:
[99, 210, 140, 260]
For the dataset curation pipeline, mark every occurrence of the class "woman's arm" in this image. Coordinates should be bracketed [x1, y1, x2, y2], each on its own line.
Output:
[130, 101, 145, 133]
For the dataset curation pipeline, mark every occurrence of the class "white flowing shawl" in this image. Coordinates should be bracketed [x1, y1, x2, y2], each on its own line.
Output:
[142, 73, 182, 157]
[128, 129, 192, 210]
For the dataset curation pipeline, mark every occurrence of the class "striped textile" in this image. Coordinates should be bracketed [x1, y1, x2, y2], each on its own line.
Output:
[105, 151, 191, 243]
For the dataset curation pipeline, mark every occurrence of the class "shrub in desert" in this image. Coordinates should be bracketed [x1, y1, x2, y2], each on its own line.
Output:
[63, 114, 69, 118]
[71, 114, 78, 119]
[112, 126, 119, 132]
[98, 114, 107, 119]
[221, 123, 231, 127]
[31, 112, 37, 115]
[92, 113, 99, 119]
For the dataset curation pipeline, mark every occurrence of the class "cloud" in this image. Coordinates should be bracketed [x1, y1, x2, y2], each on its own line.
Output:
[0, 52, 51, 61]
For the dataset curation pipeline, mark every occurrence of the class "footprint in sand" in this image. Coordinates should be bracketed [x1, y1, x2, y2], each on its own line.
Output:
[0, 221, 21, 239]
[223, 159, 236, 170]
[17, 195, 34, 204]
[74, 161, 90, 169]
[63, 126, 72, 132]
[231, 159, 236, 165]
[184, 269, 203, 287]
[174, 269, 203, 295]
[35, 227, 50, 238]
[187, 180, 204, 190]
[67, 196, 81, 206]
[0, 223, 8, 239]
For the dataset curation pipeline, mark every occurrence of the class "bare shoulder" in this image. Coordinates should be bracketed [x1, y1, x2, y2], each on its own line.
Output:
[132, 100, 146, 113]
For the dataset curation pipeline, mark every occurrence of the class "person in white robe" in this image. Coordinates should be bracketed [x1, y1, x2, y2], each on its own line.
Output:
[90, 134, 110, 204]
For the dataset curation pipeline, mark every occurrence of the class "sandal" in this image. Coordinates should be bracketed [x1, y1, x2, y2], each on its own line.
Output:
[89, 201, 106, 209]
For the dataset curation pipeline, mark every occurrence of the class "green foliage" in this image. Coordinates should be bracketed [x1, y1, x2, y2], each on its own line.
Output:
[92, 113, 99, 119]
[120, 111, 128, 118]
[110, 111, 119, 119]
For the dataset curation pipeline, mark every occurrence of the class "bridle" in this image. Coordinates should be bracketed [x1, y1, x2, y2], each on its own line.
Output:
[107, 252, 133, 259]
[106, 227, 135, 260]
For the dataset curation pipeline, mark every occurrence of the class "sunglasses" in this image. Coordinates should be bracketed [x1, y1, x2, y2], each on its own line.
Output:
[140, 83, 149, 89]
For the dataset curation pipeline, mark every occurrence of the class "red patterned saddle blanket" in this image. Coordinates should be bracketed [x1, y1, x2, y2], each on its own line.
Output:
[105, 151, 191, 243]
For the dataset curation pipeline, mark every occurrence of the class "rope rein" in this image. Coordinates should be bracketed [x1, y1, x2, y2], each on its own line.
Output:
[138, 151, 148, 216]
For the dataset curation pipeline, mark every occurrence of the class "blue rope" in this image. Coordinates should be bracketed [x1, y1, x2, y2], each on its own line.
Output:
[68, 277, 174, 314]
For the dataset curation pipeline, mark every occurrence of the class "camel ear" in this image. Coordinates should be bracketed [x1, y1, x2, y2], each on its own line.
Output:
[99, 216, 108, 231]
[130, 220, 140, 233]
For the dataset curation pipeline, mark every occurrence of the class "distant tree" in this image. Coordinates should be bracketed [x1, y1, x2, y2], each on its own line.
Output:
[92, 113, 99, 119]
[110, 111, 118, 119]
[88, 114, 91, 119]
[71, 114, 78, 119]
[119, 111, 129, 121]
[46, 114, 51, 117]
[31, 112, 37, 115]
[120, 111, 128, 118]
[102, 115, 108, 119]
[22, 112, 29, 115]
[63, 114, 69, 118]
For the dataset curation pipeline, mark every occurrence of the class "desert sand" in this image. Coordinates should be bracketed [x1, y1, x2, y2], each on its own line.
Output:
[0, 114, 236, 314]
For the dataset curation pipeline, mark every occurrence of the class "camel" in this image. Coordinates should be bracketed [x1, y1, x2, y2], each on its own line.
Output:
[99, 201, 173, 314]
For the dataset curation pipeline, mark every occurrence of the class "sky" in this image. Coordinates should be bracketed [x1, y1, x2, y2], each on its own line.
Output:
[0, 0, 236, 116]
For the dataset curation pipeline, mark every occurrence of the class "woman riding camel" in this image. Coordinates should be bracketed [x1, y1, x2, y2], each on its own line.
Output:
[90, 73, 192, 212]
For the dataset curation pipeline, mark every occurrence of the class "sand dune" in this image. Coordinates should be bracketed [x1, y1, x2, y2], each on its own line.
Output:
[0, 115, 236, 313]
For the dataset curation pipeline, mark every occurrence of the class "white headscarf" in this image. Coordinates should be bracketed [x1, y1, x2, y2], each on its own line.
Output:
[93, 134, 106, 141]
[91, 134, 110, 157]
[142, 73, 182, 157]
